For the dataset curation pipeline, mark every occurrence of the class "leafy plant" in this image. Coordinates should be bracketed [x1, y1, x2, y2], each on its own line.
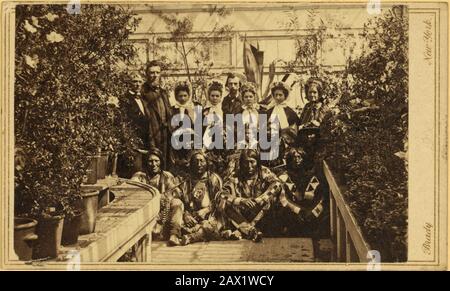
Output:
[281, 9, 350, 110]
[317, 6, 408, 261]
[15, 5, 141, 218]
[148, 5, 233, 104]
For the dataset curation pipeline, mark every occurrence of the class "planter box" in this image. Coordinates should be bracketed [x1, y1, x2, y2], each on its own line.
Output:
[59, 184, 160, 262]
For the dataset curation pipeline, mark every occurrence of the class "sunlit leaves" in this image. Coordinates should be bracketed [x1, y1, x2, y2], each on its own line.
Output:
[317, 6, 408, 261]
[15, 5, 141, 217]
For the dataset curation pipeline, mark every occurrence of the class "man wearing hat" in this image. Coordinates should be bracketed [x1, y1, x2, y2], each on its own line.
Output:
[131, 147, 184, 246]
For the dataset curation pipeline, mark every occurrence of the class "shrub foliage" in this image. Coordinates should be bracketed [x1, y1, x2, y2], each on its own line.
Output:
[15, 5, 141, 218]
[318, 7, 408, 261]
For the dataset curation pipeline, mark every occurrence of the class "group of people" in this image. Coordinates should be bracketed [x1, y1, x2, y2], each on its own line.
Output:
[124, 60, 331, 246]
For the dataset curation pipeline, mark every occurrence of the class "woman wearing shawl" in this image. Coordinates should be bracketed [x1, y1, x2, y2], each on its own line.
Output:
[235, 81, 260, 150]
[265, 81, 300, 131]
[202, 81, 228, 175]
[261, 81, 299, 168]
[170, 80, 201, 176]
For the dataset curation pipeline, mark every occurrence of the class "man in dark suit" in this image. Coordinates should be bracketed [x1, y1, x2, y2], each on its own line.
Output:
[117, 73, 148, 178]
[140, 60, 173, 170]
[222, 73, 244, 115]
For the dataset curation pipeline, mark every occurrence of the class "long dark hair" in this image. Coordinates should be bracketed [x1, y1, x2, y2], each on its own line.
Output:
[238, 149, 261, 178]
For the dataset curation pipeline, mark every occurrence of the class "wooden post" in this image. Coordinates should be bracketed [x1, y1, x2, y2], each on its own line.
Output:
[144, 222, 155, 262]
[346, 232, 359, 262]
[330, 195, 337, 239]
[111, 153, 118, 177]
[345, 231, 351, 262]
[336, 211, 346, 262]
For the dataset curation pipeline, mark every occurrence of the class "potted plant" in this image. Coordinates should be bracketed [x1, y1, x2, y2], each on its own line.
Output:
[14, 145, 39, 260]
[33, 210, 65, 259]
[79, 190, 100, 234]
[84, 154, 99, 185]
[14, 217, 38, 261]
[14, 5, 142, 258]
[61, 193, 84, 245]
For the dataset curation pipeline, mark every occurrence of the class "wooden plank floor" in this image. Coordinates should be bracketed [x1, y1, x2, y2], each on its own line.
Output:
[151, 238, 314, 263]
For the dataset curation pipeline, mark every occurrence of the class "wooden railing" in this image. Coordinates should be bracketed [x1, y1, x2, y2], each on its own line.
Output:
[323, 161, 371, 263]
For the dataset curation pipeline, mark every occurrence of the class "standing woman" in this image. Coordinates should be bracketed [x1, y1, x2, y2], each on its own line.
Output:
[298, 78, 328, 128]
[297, 78, 329, 160]
[261, 81, 299, 167]
[170, 80, 200, 177]
[265, 81, 299, 132]
[172, 80, 199, 127]
[203, 81, 225, 127]
[236, 81, 260, 150]
[202, 81, 228, 175]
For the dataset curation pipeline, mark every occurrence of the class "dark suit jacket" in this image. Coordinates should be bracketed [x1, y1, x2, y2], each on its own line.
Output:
[222, 93, 243, 115]
[141, 82, 173, 169]
[127, 97, 149, 148]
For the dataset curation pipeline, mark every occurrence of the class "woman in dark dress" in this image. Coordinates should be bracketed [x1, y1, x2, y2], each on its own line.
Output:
[202, 81, 228, 176]
[261, 81, 299, 170]
[170, 80, 201, 177]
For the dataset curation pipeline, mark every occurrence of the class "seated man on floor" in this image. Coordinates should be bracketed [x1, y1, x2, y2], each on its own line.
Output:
[175, 150, 241, 246]
[276, 147, 329, 237]
[216, 149, 283, 242]
[131, 147, 184, 246]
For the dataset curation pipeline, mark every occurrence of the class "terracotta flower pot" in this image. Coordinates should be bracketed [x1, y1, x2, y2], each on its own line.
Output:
[34, 215, 64, 259]
[97, 152, 109, 179]
[106, 152, 117, 176]
[62, 211, 83, 245]
[14, 217, 38, 261]
[79, 191, 99, 235]
[85, 155, 99, 185]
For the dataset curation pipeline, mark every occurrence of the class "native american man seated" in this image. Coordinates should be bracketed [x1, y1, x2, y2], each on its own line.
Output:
[216, 149, 283, 242]
[276, 147, 329, 237]
[131, 147, 184, 246]
[172, 150, 241, 246]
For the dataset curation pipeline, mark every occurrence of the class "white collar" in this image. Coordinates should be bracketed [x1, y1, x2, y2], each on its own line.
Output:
[173, 101, 195, 109]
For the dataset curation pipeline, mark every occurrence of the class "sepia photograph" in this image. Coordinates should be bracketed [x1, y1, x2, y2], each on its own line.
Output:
[0, 0, 447, 271]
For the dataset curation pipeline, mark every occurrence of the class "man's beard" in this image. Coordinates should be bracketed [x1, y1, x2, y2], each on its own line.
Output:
[230, 89, 238, 97]
[149, 77, 160, 87]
